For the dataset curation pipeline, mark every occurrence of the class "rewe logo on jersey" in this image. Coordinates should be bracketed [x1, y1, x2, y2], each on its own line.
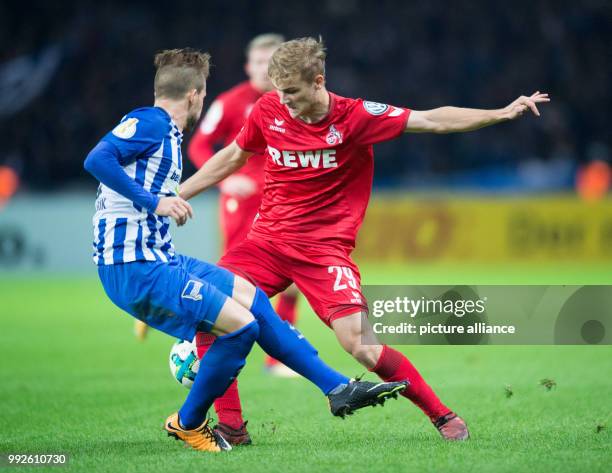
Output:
[268, 145, 338, 169]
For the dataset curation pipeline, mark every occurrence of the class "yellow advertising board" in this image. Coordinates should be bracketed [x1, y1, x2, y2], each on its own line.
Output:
[354, 194, 612, 263]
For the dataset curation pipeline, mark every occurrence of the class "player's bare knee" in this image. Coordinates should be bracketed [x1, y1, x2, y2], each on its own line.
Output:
[212, 297, 255, 336]
[231, 275, 257, 309]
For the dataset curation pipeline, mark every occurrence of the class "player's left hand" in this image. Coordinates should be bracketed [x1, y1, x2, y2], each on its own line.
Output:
[503, 91, 550, 120]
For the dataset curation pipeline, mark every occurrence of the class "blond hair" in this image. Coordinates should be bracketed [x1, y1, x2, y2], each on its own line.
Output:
[154, 48, 211, 99]
[268, 37, 326, 84]
[246, 33, 285, 56]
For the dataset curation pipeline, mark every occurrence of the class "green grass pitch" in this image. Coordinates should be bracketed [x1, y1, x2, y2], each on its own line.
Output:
[1, 263, 610, 472]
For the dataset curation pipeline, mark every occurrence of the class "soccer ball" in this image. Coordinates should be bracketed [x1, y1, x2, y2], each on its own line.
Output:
[169, 339, 199, 388]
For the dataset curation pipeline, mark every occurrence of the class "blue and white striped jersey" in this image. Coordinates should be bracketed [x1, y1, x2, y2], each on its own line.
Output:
[91, 107, 183, 265]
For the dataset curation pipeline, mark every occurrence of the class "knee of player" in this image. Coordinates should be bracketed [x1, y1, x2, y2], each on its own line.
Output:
[227, 313, 260, 340]
[214, 297, 256, 336]
[217, 318, 260, 346]
[235, 306, 257, 328]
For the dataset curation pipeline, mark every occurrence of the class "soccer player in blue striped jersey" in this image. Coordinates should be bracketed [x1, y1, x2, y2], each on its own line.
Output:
[84, 48, 407, 452]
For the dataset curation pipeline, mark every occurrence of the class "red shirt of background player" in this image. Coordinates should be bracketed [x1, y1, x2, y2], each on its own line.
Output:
[236, 91, 410, 250]
[188, 81, 266, 249]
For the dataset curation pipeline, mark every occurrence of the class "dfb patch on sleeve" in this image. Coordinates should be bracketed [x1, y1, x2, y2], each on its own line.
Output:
[112, 117, 139, 139]
[363, 101, 389, 116]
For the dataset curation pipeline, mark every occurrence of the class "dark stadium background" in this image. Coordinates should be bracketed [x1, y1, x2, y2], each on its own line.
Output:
[1, 0, 610, 191]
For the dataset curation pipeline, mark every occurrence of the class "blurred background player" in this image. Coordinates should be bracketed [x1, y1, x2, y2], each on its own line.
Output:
[180, 37, 551, 442]
[188, 33, 301, 377]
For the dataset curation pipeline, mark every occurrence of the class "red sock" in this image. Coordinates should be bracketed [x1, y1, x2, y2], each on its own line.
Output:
[265, 293, 299, 367]
[195, 332, 245, 429]
[370, 345, 451, 421]
[276, 293, 298, 325]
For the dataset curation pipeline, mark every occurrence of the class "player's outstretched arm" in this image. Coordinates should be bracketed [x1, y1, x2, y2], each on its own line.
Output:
[405, 91, 550, 134]
[180, 140, 253, 201]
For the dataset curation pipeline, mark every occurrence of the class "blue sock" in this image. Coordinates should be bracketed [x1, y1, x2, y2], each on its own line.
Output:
[179, 320, 259, 429]
[250, 288, 349, 394]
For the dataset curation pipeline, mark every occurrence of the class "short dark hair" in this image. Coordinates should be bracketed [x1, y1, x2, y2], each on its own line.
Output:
[153, 48, 211, 99]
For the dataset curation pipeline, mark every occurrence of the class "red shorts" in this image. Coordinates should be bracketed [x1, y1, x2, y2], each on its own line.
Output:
[219, 236, 367, 327]
[219, 192, 261, 252]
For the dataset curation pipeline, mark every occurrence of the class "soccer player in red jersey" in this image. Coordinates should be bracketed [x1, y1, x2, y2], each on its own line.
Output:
[180, 37, 550, 441]
[188, 34, 279, 253]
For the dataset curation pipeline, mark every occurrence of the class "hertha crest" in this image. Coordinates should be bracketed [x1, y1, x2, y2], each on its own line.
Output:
[326, 124, 343, 145]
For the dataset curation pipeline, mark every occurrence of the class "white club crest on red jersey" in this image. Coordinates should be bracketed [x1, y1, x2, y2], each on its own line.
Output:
[326, 124, 343, 145]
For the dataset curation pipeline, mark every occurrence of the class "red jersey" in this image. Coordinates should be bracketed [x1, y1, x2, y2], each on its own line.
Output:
[236, 91, 410, 249]
[188, 81, 266, 189]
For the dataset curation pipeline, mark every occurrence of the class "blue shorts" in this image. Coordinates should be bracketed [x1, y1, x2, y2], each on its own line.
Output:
[98, 254, 235, 340]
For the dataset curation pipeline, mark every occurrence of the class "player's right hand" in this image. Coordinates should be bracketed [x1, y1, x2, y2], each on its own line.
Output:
[155, 196, 193, 226]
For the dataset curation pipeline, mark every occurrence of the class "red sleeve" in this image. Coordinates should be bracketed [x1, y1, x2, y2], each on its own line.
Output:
[351, 99, 411, 146]
[187, 100, 228, 168]
[235, 98, 266, 154]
